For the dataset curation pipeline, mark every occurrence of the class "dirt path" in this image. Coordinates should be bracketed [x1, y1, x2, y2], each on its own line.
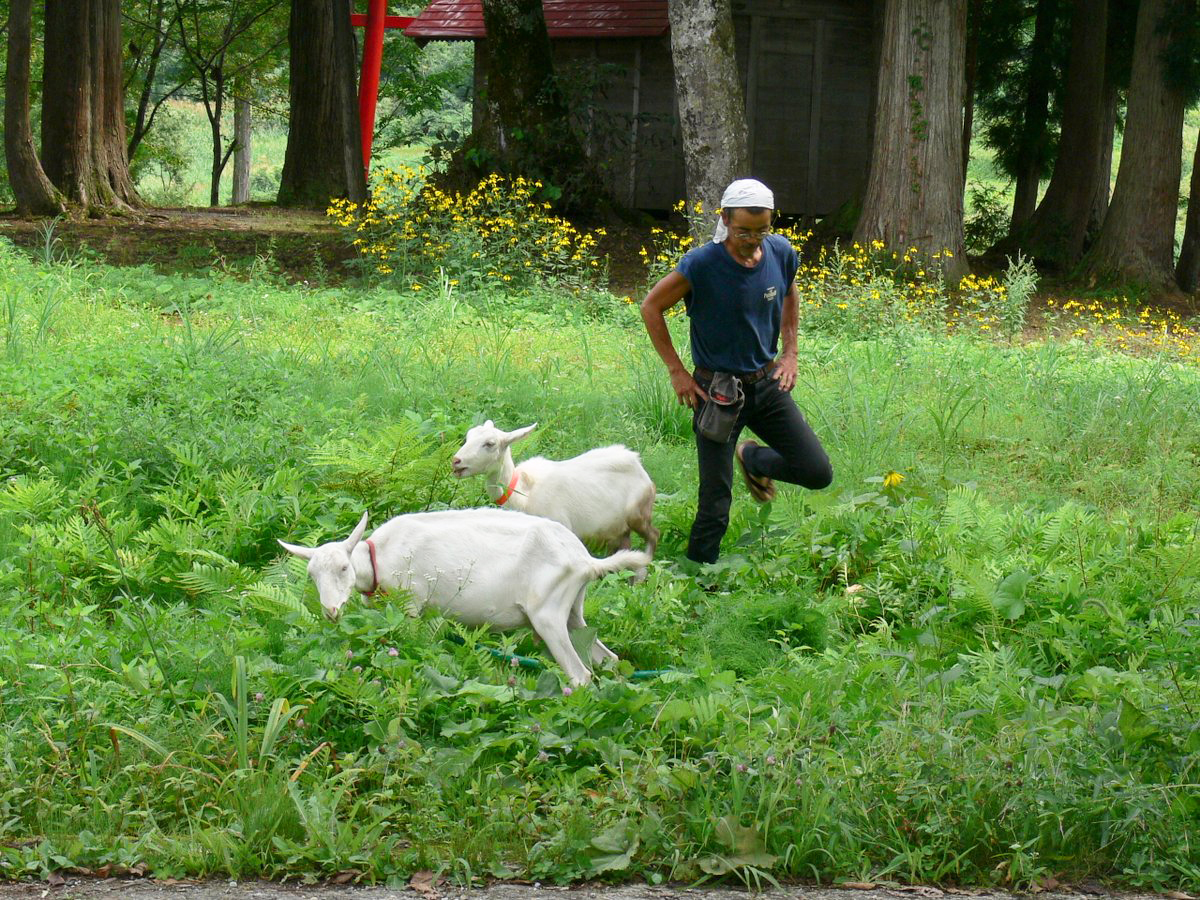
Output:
[0, 878, 1176, 900]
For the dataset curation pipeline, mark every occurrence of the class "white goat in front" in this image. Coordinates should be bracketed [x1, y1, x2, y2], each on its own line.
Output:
[278, 510, 648, 685]
[451, 421, 659, 562]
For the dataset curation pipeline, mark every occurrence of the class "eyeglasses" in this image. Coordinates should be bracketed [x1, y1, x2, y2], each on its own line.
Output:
[732, 226, 771, 240]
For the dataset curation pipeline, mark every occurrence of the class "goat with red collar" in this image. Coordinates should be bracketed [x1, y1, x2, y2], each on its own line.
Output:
[451, 421, 658, 572]
[279, 510, 648, 686]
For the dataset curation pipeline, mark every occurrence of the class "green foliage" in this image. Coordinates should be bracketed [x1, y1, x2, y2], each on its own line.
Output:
[372, 38, 473, 154]
[329, 166, 606, 292]
[0, 238, 1198, 889]
[129, 105, 195, 206]
[973, 0, 1071, 183]
[963, 181, 1010, 253]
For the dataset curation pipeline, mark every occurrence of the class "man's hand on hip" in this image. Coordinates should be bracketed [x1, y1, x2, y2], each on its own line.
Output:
[774, 354, 798, 392]
[671, 368, 709, 408]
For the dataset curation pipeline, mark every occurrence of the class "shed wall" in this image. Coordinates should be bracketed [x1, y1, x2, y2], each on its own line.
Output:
[555, 37, 684, 210]
[464, 0, 873, 215]
[733, 0, 873, 214]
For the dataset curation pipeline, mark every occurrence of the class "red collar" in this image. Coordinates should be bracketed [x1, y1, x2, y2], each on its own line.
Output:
[362, 538, 380, 596]
[496, 471, 520, 506]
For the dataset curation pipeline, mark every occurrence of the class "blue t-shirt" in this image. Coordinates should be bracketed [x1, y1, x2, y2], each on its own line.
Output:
[675, 233, 798, 374]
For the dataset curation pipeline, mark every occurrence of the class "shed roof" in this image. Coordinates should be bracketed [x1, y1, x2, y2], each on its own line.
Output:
[403, 0, 669, 40]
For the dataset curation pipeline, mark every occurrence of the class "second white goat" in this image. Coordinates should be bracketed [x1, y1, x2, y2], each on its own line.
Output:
[279, 509, 648, 685]
[451, 421, 659, 561]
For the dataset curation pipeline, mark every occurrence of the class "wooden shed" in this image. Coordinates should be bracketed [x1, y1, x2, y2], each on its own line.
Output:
[404, 0, 875, 216]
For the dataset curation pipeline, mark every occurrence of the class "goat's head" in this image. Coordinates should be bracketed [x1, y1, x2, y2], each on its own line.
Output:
[452, 420, 537, 477]
[278, 511, 370, 621]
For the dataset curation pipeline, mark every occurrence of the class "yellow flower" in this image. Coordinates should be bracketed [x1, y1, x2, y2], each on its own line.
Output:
[882, 471, 905, 490]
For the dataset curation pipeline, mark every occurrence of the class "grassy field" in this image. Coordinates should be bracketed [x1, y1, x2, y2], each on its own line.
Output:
[0, 220, 1197, 889]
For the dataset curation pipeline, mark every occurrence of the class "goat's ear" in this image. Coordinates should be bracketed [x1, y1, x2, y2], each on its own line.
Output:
[505, 423, 538, 445]
[344, 510, 370, 550]
[278, 539, 316, 560]
[483, 419, 494, 429]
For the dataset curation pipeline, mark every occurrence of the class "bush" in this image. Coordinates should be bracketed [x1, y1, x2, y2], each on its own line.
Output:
[963, 181, 1010, 253]
[329, 165, 605, 291]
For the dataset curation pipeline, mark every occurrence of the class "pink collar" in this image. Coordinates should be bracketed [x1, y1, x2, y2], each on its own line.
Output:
[496, 471, 520, 506]
[362, 538, 380, 596]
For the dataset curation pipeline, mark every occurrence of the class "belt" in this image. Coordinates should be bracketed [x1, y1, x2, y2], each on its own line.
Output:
[694, 361, 776, 386]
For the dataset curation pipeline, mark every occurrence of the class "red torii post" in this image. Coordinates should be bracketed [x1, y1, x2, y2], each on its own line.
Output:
[352, 0, 415, 174]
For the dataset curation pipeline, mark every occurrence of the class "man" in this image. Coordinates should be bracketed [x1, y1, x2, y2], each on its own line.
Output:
[640, 178, 833, 564]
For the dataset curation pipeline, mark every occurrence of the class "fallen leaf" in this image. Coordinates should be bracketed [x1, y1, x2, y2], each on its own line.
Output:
[47, 872, 66, 887]
[1164, 892, 1194, 900]
[411, 870, 441, 898]
[841, 883, 877, 890]
[331, 870, 361, 885]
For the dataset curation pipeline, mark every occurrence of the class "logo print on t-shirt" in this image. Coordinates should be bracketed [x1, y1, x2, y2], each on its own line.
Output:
[763, 286, 778, 303]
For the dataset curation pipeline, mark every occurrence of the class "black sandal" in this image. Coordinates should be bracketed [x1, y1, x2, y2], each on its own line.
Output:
[736, 440, 776, 502]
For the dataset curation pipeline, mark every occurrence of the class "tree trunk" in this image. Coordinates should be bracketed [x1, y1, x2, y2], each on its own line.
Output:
[1081, 0, 1188, 293]
[668, 0, 750, 242]
[206, 61, 227, 207]
[41, 0, 140, 214]
[1091, 76, 1118, 235]
[1176, 134, 1200, 292]
[277, 0, 366, 208]
[232, 95, 252, 205]
[1005, 0, 1108, 268]
[853, 0, 969, 282]
[446, 0, 604, 213]
[4, 0, 67, 215]
[961, 0, 983, 183]
[1009, 0, 1057, 229]
[127, 0, 178, 162]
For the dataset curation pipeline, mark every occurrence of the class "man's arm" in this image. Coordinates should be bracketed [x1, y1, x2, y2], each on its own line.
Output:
[640, 271, 708, 409]
[775, 279, 799, 392]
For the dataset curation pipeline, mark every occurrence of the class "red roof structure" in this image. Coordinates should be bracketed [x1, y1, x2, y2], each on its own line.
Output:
[403, 0, 669, 39]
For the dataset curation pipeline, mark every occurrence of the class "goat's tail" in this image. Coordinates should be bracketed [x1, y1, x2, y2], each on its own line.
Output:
[590, 549, 652, 580]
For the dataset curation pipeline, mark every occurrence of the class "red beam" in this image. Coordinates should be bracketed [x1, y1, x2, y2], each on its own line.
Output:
[350, 13, 415, 27]
[355, 1, 392, 173]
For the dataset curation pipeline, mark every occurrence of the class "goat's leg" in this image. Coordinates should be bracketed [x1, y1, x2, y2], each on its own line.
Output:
[638, 524, 660, 557]
[528, 608, 593, 686]
[568, 587, 618, 666]
[634, 487, 659, 557]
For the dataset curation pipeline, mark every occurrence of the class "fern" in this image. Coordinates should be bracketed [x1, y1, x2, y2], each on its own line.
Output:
[174, 561, 256, 600]
[0, 474, 65, 520]
[1036, 502, 1098, 556]
[138, 517, 205, 556]
[309, 421, 453, 512]
[243, 579, 316, 622]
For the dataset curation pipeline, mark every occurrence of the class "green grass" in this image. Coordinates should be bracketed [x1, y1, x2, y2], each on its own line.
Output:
[0, 239, 1198, 889]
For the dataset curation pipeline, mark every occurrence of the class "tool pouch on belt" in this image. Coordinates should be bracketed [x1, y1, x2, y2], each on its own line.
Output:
[695, 371, 745, 443]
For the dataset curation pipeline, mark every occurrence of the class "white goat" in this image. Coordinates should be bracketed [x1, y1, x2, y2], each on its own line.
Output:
[278, 510, 649, 685]
[451, 422, 659, 561]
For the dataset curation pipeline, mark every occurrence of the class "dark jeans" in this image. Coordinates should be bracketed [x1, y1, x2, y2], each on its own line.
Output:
[686, 373, 833, 564]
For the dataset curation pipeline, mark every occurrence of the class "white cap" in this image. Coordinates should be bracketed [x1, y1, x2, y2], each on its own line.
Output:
[713, 178, 774, 242]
